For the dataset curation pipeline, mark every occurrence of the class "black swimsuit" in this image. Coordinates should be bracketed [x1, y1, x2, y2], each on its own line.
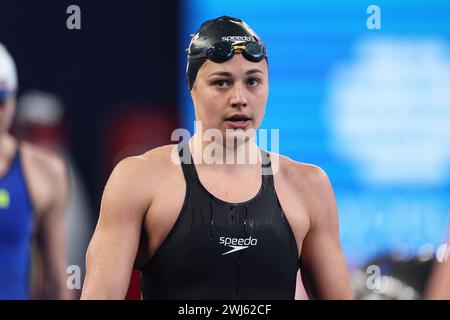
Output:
[140, 144, 299, 299]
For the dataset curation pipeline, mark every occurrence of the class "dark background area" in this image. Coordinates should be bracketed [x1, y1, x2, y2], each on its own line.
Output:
[0, 0, 180, 213]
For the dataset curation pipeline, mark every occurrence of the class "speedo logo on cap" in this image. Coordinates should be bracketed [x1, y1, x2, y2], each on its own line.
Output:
[219, 236, 258, 255]
[222, 35, 252, 42]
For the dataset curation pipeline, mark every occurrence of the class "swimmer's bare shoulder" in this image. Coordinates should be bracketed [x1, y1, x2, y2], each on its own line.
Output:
[20, 141, 69, 216]
[81, 144, 178, 300]
[268, 151, 333, 216]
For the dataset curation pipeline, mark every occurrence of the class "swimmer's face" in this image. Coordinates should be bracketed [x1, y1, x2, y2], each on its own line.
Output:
[191, 52, 269, 142]
[0, 97, 15, 134]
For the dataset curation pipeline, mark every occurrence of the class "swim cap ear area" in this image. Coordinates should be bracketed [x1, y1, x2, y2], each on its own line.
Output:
[186, 16, 268, 91]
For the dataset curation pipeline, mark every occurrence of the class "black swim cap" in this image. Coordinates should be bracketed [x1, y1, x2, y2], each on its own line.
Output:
[186, 16, 268, 91]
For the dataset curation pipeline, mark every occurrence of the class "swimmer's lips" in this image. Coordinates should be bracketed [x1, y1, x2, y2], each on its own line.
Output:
[224, 114, 252, 129]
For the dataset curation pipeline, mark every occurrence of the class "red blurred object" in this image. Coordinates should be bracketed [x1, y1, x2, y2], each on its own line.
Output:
[104, 105, 179, 171]
[125, 270, 142, 300]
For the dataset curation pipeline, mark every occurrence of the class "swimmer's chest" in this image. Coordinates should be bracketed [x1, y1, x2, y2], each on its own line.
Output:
[139, 165, 303, 266]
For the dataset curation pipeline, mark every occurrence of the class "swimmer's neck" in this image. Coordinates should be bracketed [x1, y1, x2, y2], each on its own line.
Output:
[0, 133, 17, 159]
[189, 134, 262, 172]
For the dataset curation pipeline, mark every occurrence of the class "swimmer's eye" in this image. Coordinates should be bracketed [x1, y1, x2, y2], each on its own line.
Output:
[212, 79, 231, 88]
[246, 78, 261, 87]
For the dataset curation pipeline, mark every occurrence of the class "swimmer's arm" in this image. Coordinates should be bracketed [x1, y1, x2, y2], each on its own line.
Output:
[299, 167, 352, 300]
[81, 157, 151, 300]
[424, 244, 450, 299]
[34, 154, 72, 300]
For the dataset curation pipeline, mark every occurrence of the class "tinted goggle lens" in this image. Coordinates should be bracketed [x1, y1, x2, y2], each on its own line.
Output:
[242, 42, 265, 62]
[0, 92, 9, 105]
[207, 41, 234, 62]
